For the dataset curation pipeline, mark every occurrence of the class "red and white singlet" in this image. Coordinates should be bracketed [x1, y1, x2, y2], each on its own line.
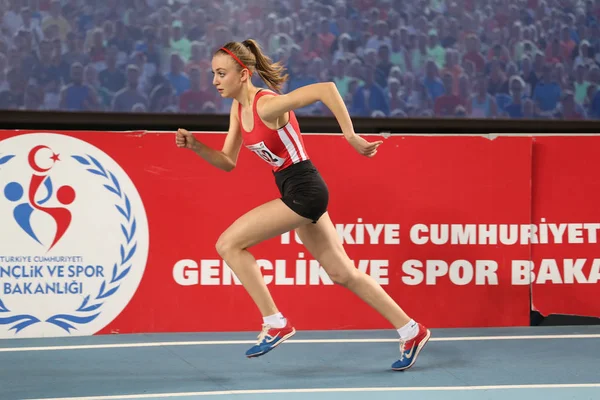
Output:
[239, 89, 309, 172]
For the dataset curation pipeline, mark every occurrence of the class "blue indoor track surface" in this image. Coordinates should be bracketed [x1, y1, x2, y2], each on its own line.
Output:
[1, 326, 599, 400]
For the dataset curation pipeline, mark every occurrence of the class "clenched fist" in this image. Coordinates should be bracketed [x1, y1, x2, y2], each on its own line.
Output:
[175, 128, 198, 150]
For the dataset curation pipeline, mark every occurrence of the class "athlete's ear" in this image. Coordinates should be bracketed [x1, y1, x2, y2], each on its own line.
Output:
[241, 69, 252, 82]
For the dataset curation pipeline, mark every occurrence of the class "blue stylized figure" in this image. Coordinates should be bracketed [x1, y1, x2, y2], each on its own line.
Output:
[5, 182, 36, 244]
[4, 177, 54, 245]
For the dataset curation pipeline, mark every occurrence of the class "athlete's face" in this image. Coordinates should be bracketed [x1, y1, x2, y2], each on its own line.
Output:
[211, 54, 248, 98]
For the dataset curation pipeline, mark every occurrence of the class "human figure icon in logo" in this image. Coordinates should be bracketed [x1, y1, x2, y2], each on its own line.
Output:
[3, 145, 76, 250]
[4, 181, 41, 244]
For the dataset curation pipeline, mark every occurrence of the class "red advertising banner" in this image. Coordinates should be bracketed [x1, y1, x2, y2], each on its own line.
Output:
[530, 136, 600, 319]
[3, 130, 594, 340]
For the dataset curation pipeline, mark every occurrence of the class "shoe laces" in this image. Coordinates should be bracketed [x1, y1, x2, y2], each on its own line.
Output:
[256, 324, 271, 343]
[398, 339, 407, 361]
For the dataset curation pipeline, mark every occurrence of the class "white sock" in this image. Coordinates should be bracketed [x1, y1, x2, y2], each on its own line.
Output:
[397, 319, 418, 340]
[263, 312, 286, 328]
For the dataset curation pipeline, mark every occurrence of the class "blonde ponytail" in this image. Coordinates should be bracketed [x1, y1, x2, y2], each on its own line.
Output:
[242, 39, 288, 93]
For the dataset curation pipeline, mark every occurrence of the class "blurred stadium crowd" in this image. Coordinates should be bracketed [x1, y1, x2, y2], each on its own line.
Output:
[1, 0, 599, 119]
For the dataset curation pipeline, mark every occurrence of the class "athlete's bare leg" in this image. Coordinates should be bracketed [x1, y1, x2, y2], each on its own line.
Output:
[216, 199, 312, 317]
[295, 212, 411, 328]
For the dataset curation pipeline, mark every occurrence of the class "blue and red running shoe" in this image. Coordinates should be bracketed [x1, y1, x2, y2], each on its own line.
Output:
[245, 321, 296, 358]
[391, 323, 431, 371]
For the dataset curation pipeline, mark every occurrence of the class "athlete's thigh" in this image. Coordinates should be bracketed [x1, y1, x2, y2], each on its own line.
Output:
[219, 198, 312, 250]
[295, 212, 353, 273]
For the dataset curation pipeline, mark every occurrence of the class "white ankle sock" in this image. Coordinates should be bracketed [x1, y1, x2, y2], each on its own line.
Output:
[263, 312, 286, 328]
[397, 319, 418, 340]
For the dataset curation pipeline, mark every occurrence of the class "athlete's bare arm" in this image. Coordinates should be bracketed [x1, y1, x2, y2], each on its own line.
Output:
[176, 100, 243, 171]
[257, 83, 354, 137]
[257, 82, 383, 157]
[219, 99, 243, 168]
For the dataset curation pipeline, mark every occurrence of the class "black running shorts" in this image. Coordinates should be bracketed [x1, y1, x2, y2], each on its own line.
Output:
[274, 160, 329, 223]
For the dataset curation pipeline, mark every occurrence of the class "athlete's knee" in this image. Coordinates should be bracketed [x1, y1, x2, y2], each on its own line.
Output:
[215, 233, 239, 259]
[327, 265, 359, 287]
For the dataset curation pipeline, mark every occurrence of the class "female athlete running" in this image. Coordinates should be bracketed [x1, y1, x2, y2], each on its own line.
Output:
[175, 39, 430, 371]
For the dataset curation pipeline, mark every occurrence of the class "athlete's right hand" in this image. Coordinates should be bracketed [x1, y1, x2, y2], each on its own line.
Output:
[176, 128, 197, 150]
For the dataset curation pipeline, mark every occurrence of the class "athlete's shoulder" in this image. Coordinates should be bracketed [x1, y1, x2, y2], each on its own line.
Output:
[256, 89, 292, 123]
[256, 89, 282, 109]
[257, 88, 279, 97]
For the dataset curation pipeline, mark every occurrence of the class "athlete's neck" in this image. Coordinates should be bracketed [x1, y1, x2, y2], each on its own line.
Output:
[235, 85, 260, 109]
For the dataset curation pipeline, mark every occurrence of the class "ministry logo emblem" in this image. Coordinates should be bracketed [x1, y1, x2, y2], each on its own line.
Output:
[0, 133, 149, 338]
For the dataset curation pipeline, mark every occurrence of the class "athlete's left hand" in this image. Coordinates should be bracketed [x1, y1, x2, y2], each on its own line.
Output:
[346, 134, 383, 157]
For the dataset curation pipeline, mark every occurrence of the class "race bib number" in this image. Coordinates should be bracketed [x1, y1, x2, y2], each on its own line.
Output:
[246, 142, 286, 167]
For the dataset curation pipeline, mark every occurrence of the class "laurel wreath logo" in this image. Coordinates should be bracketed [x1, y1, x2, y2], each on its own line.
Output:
[0, 153, 137, 334]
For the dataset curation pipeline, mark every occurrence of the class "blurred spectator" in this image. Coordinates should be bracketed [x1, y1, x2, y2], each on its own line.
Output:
[553, 90, 586, 119]
[434, 72, 465, 116]
[423, 60, 445, 102]
[84, 63, 111, 109]
[42, 0, 70, 41]
[533, 64, 562, 114]
[179, 65, 216, 114]
[171, 20, 191, 62]
[166, 53, 189, 96]
[351, 64, 390, 116]
[98, 45, 126, 96]
[112, 64, 147, 112]
[59, 62, 98, 111]
[502, 75, 527, 118]
[149, 82, 176, 112]
[0, 68, 25, 109]
[22, 80, 45, 110]
[3, 0, 23, 38]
